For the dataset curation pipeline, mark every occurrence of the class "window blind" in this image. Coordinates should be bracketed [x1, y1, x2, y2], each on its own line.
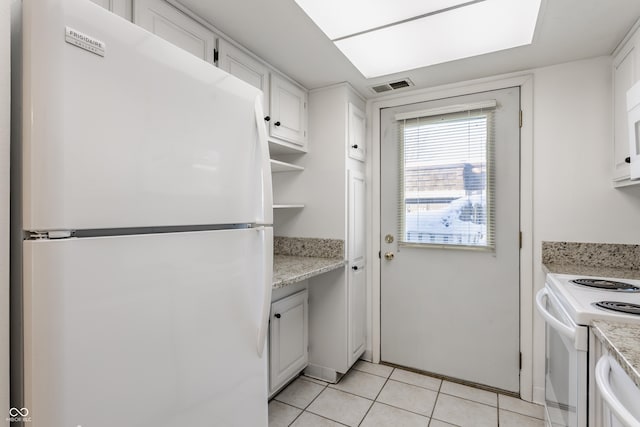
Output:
[397, 103, 496, 249]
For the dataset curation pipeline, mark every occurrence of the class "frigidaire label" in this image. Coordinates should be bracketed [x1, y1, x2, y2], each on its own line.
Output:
[65, 26, 105, 57]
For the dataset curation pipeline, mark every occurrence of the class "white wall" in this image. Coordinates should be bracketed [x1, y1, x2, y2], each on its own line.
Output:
[531, 55, 640, 400]
[1, 0, 10, 423]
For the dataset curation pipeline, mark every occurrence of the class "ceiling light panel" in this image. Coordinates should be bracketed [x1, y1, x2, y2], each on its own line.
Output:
[294, 0, 475, 40]
[334, 0, 541, 78]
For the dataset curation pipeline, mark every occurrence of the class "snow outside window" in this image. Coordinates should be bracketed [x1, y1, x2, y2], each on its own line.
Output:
[398, 107, 495, 249]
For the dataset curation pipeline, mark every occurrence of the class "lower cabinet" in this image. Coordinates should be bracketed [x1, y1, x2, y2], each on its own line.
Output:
[269, 288, 308, 397]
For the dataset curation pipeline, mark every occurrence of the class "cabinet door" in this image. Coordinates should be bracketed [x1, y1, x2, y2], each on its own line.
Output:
[90, 0, 132, 20]
[269, 290, 308, 394]
[133, 0, 216, 63]
[348, 103, 366, 162]
[217, 39, 270, 118]
[348, 169, 366, 266]
[348, 169, 366, 366]
[270, 74, 308, 146]
[348, 266, 366, 366]
[612, 44, 635, 182]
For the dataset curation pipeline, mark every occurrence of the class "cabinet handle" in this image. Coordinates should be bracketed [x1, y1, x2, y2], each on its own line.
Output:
[264, 116, 270, 122]
[351, 144, 358, 149]
[352, 265, 358, 270]
[625, 157, 631, 164]
[274, 121, 281, 127]
[274, 313, 281, 319]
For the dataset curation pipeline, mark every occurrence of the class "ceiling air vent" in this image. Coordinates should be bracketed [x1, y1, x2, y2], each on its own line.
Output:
[369, 78, 414, 94]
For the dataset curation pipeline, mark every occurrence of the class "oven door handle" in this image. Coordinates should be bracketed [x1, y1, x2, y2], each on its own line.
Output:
[535, 288, 577, 340]
[595, 355, 640, 427]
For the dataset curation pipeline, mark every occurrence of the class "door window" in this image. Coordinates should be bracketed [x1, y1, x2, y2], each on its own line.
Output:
[397, 106, 495, 249]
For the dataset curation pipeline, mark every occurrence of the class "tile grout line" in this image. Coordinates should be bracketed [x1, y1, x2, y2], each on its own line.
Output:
[426, 376, 445, 426]
[275, 364, 544, 427]
[355, 367, 396, 426]
[283, 376, 329, 427]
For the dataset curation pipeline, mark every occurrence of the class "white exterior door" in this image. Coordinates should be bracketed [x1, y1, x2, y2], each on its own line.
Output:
[380, 87, 521, 392]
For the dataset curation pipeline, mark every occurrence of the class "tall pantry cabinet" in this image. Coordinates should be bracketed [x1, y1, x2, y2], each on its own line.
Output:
[274, 84, 367, 382]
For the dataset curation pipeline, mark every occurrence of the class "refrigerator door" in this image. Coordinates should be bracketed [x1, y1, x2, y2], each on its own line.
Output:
[23, 227, 272, 427]
[22, 0, 271, 231]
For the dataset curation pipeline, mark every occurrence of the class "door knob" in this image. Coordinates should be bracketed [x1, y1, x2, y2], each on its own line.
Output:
[384, 252, 395, 260]
[274, 121, 281, 127]
[274, 313, 281, 319]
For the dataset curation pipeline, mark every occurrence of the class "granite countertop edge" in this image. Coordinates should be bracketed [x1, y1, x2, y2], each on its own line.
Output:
[591, 320, 640, 388]
[273, 255, 346, 289]
[542, 263, 640, 280]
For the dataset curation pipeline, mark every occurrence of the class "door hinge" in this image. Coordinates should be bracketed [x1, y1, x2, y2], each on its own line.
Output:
[519, 231, 522, 249]
[519, 110, 523, 128]
[519, 352, 522, 370]
[378, 250, 381, 259]
[213, 48, 219, 63]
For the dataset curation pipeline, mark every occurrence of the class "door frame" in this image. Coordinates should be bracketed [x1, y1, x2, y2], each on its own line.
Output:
[366, 72, 534, 401]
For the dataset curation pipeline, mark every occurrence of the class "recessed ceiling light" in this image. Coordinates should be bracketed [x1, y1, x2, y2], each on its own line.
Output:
[294, 0, 541, 78]
[294, 0, 475, 40]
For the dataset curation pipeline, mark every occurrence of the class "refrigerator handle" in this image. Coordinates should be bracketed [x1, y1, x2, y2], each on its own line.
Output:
[254, 96, 273, 225]
[256, 226, 273, 357]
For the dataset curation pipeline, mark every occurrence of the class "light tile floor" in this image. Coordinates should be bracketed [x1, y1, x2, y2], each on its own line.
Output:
[269, 361, 544, 427]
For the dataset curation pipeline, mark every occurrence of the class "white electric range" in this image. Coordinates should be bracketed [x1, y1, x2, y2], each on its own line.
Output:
[536, 273, 640, 427]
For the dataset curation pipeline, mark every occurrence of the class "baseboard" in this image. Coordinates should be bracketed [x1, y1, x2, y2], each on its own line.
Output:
[303, 363, 342, 384]
[533, 385, 545, 405]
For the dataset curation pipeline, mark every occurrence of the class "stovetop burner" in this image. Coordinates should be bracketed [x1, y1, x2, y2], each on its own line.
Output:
[594, 301, 640, 315]
[570, 278, 640, 292]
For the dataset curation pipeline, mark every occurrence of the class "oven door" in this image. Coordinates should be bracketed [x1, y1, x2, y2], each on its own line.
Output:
[536, 287, 589, 427]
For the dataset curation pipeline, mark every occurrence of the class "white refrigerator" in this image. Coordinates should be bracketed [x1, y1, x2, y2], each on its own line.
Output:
[17, 0, 273, 425]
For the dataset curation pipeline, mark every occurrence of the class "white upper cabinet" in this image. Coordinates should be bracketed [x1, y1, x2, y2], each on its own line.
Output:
[270, 74, 308, 147]
[613, 43, 635, 183]
[133, 0, 216, 64]
[90, 0, 132, 20]
[348, 103, 366, 162]
[612, 23, 640, 186]
[218, 39, 270, 118]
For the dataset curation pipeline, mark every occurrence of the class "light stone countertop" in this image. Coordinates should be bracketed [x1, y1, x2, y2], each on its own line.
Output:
[273, 255, 345, 289]
[542, 263, 640, 280]
[591, 320, 640, 388]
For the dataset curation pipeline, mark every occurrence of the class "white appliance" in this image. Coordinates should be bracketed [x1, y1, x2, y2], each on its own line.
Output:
[595, 355, 640, 427]
[627, 80, 640, 180]
[16, 0, 273, 426]
[536, 274, 640, 427]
